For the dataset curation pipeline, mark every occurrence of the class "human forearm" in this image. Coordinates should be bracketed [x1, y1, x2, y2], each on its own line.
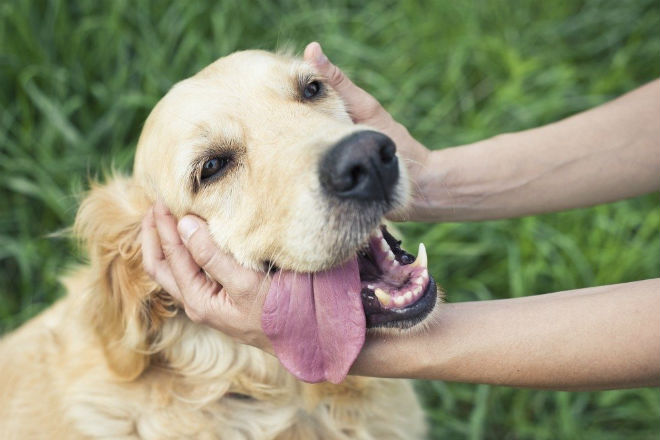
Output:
[410, 80, 660, 221]
[352, 279, 660, 390]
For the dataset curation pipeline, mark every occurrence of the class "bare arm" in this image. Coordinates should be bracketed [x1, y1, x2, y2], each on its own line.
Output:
[411, 80, 660, 221]
[352, 279, 660, 390]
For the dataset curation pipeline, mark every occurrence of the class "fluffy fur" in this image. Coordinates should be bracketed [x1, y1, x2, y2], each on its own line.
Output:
[0, 51, 426, 439]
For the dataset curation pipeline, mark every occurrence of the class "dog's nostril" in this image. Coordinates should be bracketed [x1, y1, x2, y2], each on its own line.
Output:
[379, 143, 396, 164]
[331, 165, 366, 193]
[350, 165, 367, 187]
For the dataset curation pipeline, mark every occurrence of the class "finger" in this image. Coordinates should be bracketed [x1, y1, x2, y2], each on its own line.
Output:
[153, 202, 220, 304]
[304, 42, 382, 122]
[177, 215, 264, 297]
[141, 207, 181, 298]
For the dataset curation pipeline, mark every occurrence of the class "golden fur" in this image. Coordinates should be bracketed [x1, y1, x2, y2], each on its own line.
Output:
[0, 51, 426, 439]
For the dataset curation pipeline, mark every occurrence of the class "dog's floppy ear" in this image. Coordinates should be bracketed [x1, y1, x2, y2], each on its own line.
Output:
[74, 176, 173, 380]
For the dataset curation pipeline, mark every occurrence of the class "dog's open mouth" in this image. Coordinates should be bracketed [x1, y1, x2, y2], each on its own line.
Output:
[262, 225, 438, 384]
[358, 225, 437, 329]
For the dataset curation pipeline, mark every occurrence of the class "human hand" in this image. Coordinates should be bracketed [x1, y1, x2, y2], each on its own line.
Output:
[141, 202, 273, 353]
[304, 42, 432, 220]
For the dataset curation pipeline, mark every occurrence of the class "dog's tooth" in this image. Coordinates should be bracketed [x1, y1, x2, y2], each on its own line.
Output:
[374, 288, 391, 307]
[380, 238, 390, 252]
[411, 243, 427, 268]
[367, 284, 375, 290]
[413, 285, 422, 296]
[404, 291, 413, 302]
[386, 250, 395, 262]
[413, 276, 423, 285]
[393, 296, 405, 307]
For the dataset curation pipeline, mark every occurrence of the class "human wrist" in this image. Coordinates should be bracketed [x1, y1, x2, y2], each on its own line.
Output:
[350, 326, 429, 379]
[403, 146, 452, 222]
[350, 303, 458, 380]
[403, 136, 513, 222]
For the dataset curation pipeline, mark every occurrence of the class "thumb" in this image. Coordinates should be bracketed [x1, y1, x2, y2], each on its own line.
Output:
[177, 216, 263, 296]
[304, 42, 354, 98]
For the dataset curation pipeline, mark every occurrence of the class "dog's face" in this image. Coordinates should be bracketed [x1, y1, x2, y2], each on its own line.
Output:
[135, 50, 403, 272]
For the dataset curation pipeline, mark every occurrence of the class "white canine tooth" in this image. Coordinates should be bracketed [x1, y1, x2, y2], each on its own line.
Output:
[421, 268, 428, 280]
[374, 288, 391, 307]
[414, 277, 423, 285]
[413, 286, 422, 296]
[394, 296, 405, 307]
[367, 284, 375, 290]
[386, 250, 395, 261]
[380, 238, 389, 252]
[411, 242, 428, 268]
[404, 291, 413, 302]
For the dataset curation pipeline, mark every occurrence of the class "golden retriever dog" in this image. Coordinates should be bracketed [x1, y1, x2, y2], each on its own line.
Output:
[0, 50, 438, 439]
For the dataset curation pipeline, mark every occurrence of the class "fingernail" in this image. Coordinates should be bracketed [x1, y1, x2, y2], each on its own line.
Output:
[178, 216, 200, 242]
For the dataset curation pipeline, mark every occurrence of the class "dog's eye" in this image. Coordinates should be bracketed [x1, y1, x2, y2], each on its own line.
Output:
[201, 156, 231, 181]
[226, 392, 255, 401]
[303, 80, 322, 100]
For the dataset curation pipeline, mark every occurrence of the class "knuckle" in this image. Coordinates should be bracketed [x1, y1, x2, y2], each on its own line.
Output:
[329, 66, 347, 88]
[185, 306, 204, 324]
[364, 96, 383, 115]
[237, 277, 257, 296]
[161, 244, 176, 260]
[187, 236, 216, 268]
[142, 255, 154, 274]
[162, 242, 185, 261]
[143, 262, 156, 279]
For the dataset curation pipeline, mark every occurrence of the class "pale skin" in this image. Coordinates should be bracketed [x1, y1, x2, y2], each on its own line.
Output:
[142, 42, 660, 390]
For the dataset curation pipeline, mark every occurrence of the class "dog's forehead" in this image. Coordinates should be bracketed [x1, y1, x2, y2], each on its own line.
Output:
[152, 51, 311, 135]
[197, 50, 304, 82]
[185, 50, 309, 103]
[137, 52, 303, 142]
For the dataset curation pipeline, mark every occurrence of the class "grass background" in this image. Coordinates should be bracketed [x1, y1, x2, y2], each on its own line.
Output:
[1, 0, 658, 438]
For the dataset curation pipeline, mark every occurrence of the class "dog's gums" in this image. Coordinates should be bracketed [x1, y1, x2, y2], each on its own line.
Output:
[358, 226, 437, 328]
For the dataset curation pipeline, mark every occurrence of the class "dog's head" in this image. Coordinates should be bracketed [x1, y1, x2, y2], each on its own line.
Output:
[75, 50, 437, 383]
[135, 50, 407, 272]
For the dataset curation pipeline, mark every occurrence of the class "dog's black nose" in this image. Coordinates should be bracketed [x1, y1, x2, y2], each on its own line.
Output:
[320, 131, 399, 202]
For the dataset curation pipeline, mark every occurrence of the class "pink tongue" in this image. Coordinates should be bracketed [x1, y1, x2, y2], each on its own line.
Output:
[261, 257, 365, 384]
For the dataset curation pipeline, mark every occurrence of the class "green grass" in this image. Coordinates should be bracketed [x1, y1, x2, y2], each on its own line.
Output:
[1, 0, 658, 438]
